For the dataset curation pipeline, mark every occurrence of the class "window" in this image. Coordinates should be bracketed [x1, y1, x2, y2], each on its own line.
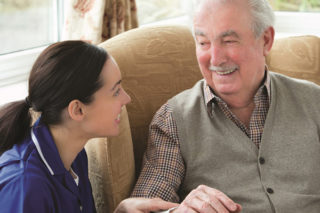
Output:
[0, 0, 63, 105]
[0, 0, 61, 55]
[270, 0, 320, 12]
[269, 0, 320, 38]
[136, 0, 320, 38]
[136, 0, 186, 25]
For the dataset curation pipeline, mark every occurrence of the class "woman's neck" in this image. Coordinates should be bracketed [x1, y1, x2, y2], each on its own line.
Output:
[49, 124, 88, 171]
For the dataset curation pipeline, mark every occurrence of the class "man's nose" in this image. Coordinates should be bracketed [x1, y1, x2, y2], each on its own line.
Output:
[210, 45, 226, 66]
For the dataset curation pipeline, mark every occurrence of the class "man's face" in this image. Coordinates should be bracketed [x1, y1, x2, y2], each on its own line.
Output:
[193, 0, 272, 101]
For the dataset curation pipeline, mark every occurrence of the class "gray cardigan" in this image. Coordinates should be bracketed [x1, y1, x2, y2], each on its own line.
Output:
[169, 72, 320, 213]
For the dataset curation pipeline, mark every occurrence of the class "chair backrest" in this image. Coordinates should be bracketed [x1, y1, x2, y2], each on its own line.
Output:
[99, 25, 203, 174]
[266, 35, 320, 85]
[101, 25, 320, 176]
[91, 25, 319, 212]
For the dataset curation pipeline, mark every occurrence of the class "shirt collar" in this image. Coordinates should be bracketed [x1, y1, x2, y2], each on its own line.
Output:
[204, 68, 271, 112]
[31, 119, 66, 176]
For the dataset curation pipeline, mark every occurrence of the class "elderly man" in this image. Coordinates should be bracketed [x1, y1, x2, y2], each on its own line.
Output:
[131, 0, 320, 212]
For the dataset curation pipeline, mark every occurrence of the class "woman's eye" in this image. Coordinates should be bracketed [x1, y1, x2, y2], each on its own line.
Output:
[113, 88, 121, 97]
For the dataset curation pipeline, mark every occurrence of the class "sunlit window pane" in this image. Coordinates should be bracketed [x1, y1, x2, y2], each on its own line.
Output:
[136, 0, 186, 25]
[0, 0, 57, 55]
[269, 0, 320, 12]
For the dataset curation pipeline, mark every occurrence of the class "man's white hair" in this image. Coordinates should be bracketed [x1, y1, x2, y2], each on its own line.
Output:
[193, 0, 275, 37]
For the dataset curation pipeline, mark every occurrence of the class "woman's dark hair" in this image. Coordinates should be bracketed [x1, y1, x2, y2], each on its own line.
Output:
[0, 40, 108, 154]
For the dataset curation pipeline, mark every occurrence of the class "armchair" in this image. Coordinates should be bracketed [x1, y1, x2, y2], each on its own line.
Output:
[84, 25, 320, 212]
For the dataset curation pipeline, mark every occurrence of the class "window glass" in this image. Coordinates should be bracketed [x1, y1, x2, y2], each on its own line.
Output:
[136, 0, 319, 26]
[269, 0, 320, 12]
[0, 0, 57, 55]
[136, 0, 186, 25]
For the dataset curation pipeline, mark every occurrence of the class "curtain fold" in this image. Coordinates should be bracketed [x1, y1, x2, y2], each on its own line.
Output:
[63, 0, 138, 44]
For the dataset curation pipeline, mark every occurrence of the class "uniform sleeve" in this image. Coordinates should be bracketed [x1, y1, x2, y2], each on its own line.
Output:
[0, 173, 55, 213]
[131, 103, 185, 202]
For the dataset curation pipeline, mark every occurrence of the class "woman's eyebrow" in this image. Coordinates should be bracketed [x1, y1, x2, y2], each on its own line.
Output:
[110, 79, 122, 91]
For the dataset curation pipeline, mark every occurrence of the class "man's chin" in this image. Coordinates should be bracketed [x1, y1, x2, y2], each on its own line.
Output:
[214, 86, 239, 96]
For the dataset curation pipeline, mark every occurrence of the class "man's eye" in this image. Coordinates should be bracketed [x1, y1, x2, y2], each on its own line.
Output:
[224, 40, 236, 44]
[198, 41, 209, 47]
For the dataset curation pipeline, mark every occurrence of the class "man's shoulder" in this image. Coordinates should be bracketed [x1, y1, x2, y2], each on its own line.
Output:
[166, 79, 206, 118]
[270, 71, 320, 108]
[169, 79, 205, 104]
[270, 71, 320, 91]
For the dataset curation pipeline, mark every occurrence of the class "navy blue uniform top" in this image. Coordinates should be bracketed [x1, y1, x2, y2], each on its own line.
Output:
[0, 120, 96, 213]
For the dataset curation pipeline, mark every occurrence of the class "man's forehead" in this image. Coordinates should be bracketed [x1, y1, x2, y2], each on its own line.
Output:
[193, 0, 250, 23]
[194, 28, 240, 39]
[194, 29, 205, 36]
[195, 0, 244, 9]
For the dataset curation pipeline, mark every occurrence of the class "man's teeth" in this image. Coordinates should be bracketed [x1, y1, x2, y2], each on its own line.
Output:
[215, 68, 236, 75]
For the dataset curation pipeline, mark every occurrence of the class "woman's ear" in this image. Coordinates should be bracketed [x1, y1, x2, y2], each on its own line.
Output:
[262, 26, 275, 57]
[67, 100, 84, 121]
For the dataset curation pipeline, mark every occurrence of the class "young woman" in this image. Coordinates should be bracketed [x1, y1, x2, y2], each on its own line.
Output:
[0, 41, 177, 212]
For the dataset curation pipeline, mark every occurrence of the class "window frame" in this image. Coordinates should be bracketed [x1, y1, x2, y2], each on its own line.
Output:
[0, 0, 63, 88]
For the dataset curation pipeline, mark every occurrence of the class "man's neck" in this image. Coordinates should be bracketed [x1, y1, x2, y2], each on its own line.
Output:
[219, 91, 256, 128]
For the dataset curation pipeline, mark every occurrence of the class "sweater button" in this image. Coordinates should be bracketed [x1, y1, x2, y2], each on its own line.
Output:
[267, 188, 274, 194]
[259, 157, 265, 164]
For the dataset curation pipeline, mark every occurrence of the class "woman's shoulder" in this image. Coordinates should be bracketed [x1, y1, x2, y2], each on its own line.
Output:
[0, 161, 54, 213]
[0, 137, 50, 188]
[0, 146, 53, 198]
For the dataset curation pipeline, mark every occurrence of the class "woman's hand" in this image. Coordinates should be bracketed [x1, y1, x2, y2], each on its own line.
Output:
[114, 197, 179, 213]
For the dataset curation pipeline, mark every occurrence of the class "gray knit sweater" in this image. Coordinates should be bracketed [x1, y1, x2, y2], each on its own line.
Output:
[169, 72, 320, 213]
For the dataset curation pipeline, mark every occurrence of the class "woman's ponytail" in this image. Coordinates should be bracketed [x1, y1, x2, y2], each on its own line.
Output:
[0, 40, 107, 155]
[0, 99, 32, 154]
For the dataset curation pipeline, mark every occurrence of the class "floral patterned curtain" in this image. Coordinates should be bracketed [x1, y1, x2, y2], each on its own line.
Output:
[63, 0, 138, 44]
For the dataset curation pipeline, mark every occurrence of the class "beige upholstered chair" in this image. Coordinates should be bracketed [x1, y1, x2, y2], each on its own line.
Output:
[84, 25, 320, 212]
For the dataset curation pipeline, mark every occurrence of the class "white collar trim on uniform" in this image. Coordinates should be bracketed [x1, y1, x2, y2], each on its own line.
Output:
[69, 168, 79, 186]
[31, 128, 55, 175]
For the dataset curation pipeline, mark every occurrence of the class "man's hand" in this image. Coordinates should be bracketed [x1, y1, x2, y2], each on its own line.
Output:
[173, 185, 242, 213]
[114, 197, 179, 213]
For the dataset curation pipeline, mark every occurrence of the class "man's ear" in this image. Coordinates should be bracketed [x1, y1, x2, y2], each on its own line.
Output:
[67, 100, 85, 121]
[262, 26, 275, 57]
